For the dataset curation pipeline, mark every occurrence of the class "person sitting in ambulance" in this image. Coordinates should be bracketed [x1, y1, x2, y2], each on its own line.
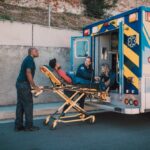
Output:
[76, 56, 94, 81]
[99, 63, 116, 92]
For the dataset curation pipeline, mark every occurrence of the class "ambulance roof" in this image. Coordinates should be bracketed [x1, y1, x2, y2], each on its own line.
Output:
[83, 6, 150, 30]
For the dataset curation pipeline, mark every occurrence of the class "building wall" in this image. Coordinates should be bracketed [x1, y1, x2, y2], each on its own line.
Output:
[0, 21, 81, 105]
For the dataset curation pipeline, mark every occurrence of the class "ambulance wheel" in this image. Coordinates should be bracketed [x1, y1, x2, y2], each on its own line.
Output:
[50, 120, 58, 130]
[90, 115, 96, 124]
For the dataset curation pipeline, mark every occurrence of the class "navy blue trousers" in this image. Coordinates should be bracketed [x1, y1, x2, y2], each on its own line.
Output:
[15, 82, 33, 128]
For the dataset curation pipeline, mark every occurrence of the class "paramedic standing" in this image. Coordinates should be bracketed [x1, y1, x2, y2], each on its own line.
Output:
[15, 48, 40, 131]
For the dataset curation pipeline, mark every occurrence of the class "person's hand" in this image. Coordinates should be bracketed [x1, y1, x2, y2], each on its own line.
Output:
[33, 86, 42, 92]
[105, 80, 110, 86]
[95, 76, 100, 81]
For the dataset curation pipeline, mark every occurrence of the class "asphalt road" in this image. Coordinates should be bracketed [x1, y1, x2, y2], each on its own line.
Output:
[1, 112, 150, 150]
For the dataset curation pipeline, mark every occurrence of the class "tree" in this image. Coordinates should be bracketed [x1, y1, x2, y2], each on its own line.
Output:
[83, 0, 118, 18]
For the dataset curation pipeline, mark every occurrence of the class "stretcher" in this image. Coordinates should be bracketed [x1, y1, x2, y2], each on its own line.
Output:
[32, 65, 109, 129]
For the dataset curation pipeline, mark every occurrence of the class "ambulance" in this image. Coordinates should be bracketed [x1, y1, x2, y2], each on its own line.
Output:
[70, 6, 150, 114]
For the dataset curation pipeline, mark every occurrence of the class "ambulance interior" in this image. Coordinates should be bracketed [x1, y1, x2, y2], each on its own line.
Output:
[94, 30, 119, 93]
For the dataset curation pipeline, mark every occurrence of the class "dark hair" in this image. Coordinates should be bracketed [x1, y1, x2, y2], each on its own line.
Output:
[49, 58, 57, 69]
[86, 56, 92, 62]
[101, 63, 110, 69]
[28, 47, 37, 55]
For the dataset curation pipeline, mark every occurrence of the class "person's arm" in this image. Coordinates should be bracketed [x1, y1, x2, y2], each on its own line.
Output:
[26, 69, 36, 87]
[76, 66, 93, 81]
[26, 59, 40, 90]
[56, 69, 72, 84]
[26, 69, 40, 91]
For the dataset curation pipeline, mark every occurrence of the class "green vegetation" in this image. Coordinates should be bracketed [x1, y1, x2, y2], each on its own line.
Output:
[0, 14, 12, 20]
[83, 0, 118, 18]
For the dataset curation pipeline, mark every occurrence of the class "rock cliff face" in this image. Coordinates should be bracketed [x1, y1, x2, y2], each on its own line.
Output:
[0, 0, 150, 29]
[109, 0, 150, 15]
[4, 0, 150, 15]
[4, 0, 84, 15]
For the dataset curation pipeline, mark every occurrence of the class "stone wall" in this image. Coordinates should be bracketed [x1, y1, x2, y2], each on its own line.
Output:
[0, 46, 70, 105]
[0, 21, 81, 106]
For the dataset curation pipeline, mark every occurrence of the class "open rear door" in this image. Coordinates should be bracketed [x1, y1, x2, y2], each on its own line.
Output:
[71, 36, 92, 71]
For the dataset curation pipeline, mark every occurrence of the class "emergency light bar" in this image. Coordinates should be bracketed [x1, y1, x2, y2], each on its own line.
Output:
[129, 13, 138, 23]
[104, 22, 109, 26]
[84, 29, 90, 36]
[145, 12, 150, 22]
[92, 26, 99, 34]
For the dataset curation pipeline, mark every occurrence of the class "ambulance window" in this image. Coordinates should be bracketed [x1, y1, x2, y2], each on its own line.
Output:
[75, 40, 89, 58]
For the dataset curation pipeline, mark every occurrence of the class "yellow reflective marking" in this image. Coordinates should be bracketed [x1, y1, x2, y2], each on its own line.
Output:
[124, 65, 139, 89]
[110, 19, 118, 27]
[105, 29, 109, 32]
[98, 24, 103, 31]
[124, 44, 139, 67]
[124, 24, 139, 45]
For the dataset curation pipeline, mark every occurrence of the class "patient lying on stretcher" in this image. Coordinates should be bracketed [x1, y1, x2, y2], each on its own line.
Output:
[48, 58, 95, 85]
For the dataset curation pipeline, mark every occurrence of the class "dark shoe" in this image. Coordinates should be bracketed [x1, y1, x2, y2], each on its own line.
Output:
[15, 126, 25, 132]
[24, 126, 40, 131]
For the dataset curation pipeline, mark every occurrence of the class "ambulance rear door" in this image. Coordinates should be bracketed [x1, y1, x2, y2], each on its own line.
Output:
[70, 36, 92, 71]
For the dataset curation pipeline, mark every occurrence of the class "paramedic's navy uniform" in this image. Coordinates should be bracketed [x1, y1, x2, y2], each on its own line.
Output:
[15, 55, 35, 129]
[76, 64, 94, 81]
[76, 63, 94, 108]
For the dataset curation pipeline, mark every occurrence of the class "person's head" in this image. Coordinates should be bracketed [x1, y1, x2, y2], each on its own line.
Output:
[84, 56, 92, 68]
[28, 47, 39, 58]
[49, 58, 61, 70]
[101, 64, 110, 74]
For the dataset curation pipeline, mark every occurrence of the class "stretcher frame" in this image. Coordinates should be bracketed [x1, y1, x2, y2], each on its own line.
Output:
[32, 65, 108, 129]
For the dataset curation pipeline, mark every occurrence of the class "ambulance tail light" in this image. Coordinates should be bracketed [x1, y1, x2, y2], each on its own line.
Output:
[129, 99, 133, 105]
[84, 29, 90, 36]
[124, 98, 129, 105]
[133, 100, 138, 106]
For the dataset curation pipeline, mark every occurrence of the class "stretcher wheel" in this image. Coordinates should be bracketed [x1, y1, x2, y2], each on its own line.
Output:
[50, 120, 58, 130]
[43, 116, 51, 126]
[90, 115, 96, 124]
